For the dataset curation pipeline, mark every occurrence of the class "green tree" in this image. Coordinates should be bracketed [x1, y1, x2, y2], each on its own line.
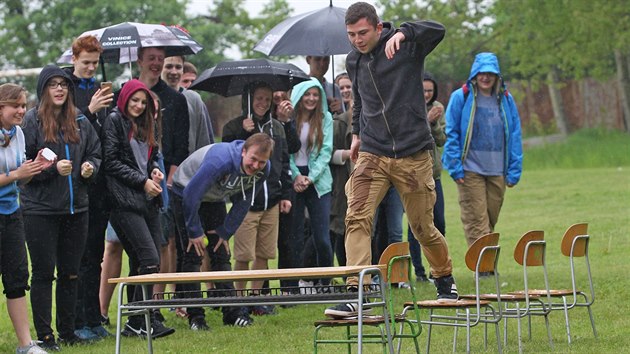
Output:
[376, 0, 494, 81]
[209, 0, 293, 60]
[0, 0, 188, 69]
[492, 0, 630, 134]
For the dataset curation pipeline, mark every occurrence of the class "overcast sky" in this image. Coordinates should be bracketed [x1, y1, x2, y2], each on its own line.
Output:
[187, 0, 378, 80]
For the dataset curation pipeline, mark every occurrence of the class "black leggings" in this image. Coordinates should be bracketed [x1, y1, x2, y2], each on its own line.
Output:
[25, 212, 88, 339]
[110, 207, 161, 308]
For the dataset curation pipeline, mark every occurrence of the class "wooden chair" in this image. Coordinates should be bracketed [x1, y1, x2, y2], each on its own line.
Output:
[460, 230, 553, 353]
[510, 223, 597, 344]
[313, 242, 422, 354]
[404, 233, 503, 354]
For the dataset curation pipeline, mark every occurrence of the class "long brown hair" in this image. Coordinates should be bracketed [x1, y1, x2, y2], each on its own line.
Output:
[127, 89, 158, 148]
[149, 91, 162, 149]
[38, 77, 80, 144]
[295, 86, 324, 152]
[0, 83, 27, 147]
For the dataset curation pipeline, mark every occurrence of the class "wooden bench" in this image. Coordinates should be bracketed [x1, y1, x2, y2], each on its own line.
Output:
[109, 265, 391, 354]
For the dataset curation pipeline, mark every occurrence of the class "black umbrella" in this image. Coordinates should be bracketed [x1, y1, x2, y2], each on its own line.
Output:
[253, 4, 351, 56]
[189, 58, 311, 97]
[58, 22, 204, 79]
[253, 2, 351, 99]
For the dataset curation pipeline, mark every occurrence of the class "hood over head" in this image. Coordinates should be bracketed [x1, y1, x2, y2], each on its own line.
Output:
[36, 65, 75, 101]
[423, 71, 438, 106]
[290, 78, 329, 113]
[467, 52, 505, 94]
[241, 81, 273, 121]
[467, 52, 502, 82]
[116, 79, 154, 117]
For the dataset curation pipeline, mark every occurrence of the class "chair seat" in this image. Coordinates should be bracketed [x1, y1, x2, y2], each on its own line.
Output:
[405, 299, 491, 308]
[459, 293, 540, 301]
[509, 289, 576, 297]
[315, 314, 406, 326]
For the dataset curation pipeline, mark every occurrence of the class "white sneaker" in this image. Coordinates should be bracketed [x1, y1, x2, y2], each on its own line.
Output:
[16, 341, 49, 354]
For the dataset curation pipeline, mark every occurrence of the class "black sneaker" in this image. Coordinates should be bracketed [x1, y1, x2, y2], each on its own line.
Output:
[324, 302, 373, 318]
[416, 275, 429, 283]
[153, 309, 165, 323]
[435, 275, 458, 301]
[121, 319, 175, 339]
[223, 311, 254, 327]
[189, 317, 210, 331]
[59, 333, 91, 346]
[39, 335, 60, 352]
[100, 314, 110, 327]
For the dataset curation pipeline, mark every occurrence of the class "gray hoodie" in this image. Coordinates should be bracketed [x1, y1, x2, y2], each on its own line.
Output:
[346, 20, 445, 158]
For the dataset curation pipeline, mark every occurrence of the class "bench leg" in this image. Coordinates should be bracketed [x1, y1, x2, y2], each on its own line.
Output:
[115, 283, 125, 354]
[142, 284, 153, 354]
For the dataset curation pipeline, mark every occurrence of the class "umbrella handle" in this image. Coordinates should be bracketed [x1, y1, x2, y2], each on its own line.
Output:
[100, 56, 107, 82]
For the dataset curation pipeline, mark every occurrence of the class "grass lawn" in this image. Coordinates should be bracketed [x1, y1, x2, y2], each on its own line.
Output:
[1, 129, 629, 353]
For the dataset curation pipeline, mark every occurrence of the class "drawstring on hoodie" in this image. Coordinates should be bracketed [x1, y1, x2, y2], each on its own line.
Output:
[239, 175, 258, 207]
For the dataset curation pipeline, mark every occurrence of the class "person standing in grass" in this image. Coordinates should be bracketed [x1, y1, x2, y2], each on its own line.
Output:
[0, 83, 52, 354]
[289, 78, 334, 289]
[171, 133, 273, 329]
[442, 52, 523, 252]
[101, 79, 175, 339]
[326, 2, 457, 319]
[21, 65, 102, 350]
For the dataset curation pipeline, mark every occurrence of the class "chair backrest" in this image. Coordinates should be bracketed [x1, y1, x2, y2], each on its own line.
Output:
[514, 230, 545, 266]
[465, 233, 500, 272]
[378, 242, 410, 283]
[561, 223, 589, 257]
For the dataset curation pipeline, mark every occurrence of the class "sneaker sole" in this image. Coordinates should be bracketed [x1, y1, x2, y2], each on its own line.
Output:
[324, 308, 373, 318]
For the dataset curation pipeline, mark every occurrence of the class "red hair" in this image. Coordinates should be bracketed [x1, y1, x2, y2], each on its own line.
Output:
[72, 35, 103, 56]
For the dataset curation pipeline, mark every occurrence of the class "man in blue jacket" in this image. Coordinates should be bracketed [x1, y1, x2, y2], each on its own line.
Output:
[326, 2, 457, 318]
[170, 133, 272, 329]
[442, 52, 523, 250]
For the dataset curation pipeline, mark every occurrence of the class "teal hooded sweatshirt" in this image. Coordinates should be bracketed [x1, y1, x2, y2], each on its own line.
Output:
[289, 78, 333, 197]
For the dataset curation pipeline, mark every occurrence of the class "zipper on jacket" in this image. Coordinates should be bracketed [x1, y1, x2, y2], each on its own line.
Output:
[462, 86, 477, 162]
[367, 54, 397, 158]
[65, 143, 75, 214]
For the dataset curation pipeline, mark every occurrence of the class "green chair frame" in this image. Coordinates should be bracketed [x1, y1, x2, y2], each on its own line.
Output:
[313, 242, 422, 354]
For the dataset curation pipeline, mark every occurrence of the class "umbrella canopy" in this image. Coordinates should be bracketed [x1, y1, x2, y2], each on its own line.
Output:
[57, 22, 203, 64]
[189, 58, 311, 97]
[253, 5, 351, 56]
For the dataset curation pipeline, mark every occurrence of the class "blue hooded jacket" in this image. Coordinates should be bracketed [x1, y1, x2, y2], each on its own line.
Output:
[171, 141, 270, 240]
[289, 78, 333, 197]
[442, 52, 523, 185]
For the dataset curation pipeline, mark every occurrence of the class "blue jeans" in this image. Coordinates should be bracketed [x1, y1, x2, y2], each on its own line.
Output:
[291, 167, 333, 285]
[372, 186, 404, 263]
[409, 178, 445, 278]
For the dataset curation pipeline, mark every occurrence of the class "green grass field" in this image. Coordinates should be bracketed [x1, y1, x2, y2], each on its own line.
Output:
[1, 129, 629, 353]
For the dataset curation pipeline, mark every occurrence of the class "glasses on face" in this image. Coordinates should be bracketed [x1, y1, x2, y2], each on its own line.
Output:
[48, 81, 69, 89]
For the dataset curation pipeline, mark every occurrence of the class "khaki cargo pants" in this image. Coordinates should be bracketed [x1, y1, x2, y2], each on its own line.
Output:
[344, 150, 453, 286]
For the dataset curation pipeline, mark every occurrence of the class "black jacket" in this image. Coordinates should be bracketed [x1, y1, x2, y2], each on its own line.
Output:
[113, 79, 189, 172]
[346, 21, 445, 158]
[21, 111, 101, 215]
[150, 79, 189, 171]
[62, 67, 109, 136]
[102, 108, 162, 213]
[222, 114, 292, 211]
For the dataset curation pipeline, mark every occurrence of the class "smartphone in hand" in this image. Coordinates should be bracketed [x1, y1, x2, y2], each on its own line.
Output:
[100, 81, 113, 93]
